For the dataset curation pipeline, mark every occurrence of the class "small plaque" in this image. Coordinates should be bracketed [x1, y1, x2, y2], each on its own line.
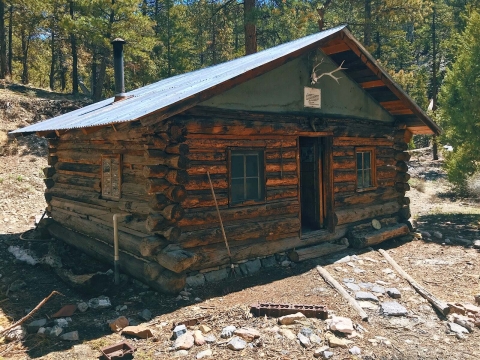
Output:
[304, 87, 321, 108]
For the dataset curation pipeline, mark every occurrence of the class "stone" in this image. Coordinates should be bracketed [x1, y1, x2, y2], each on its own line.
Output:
[345, 283, 360, 291]
[174, 332, 195, 350]
[382, 268, 394, 274]
[109, 316, 129, 332]
[77, 302, 88, 312]
[173, 324, 188, 339]
[37, 327, 46, 335]
[60, 331, 79, 341]
[122, 325, 154, 339]
[234, 327, 260, 342]
[186, 273, 205, 287]
[323, 351, 334, 359]
[221, 325, 236, 338]
[174, 350, 189, 357]
[358, 282, 374, 289]
[313, 346, 329, 358]
[297, 332, 311, 348]
[47, 325, 63, 337]
[326, 333, 352, 348]
[329, 316, 354, 334]
[358, 301, 378, 310]
[371, 285, 385, 294]
[456, 238, 472, 246]
[343, 278, 355, 283]
[88, 296, 111, 309]
[194, 297, 202, 302]
[475, 294, 480, 305]
[193, 330, 205, 345]
[299, 327, 313, 337]
[473, 240, 480, 249]
[310, 333, 322, 345]
[9, 280, 27, 292]
[244, 259, 261, 275]
[340, 237, 349, 246]
[5, 325, 26, 341]
[355, 291, 379, 302]
[54, 318, 69, 328]
[204, 268, 228, 282]
[334, 255, 351, 263]
[27, 318, 47, 333]
[386, 288, 402, 299]
[279, 328, 296, 340]
[447, 322, 469, 335]
[349, 346, 361, 355]
[139, 309, 152, 321]
[278, 312, 306, 325]
[199, 324, 211, 334]
[227, 336, 246, 351]
[462, 303, 480, 314]
[196, 349, 213, 359]
[281, 260, 291, 267]
[433, 231, 443, 239]
[353, 267, 365, 274]
[204, 334, 216, 343]
[261, 256, 277, 268]
[381, 301, 408, 316]
[420, 231, 431, 238]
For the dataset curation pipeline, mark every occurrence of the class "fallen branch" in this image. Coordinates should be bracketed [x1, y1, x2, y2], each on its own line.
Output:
[378, 249, 449, 315]
[0, 291, 62, 335]
[316, 265, 368, 321]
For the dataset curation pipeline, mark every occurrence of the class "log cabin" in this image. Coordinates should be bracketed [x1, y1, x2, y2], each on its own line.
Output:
[11, 26, 440, 294]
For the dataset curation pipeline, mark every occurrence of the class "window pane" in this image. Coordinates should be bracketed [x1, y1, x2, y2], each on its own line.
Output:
[245, 178, 259, 200]
[356, 152, 363, 171]
[245, 155, 259, 177]
[357, 170, 364, 188]
[231, 178, 244, 202]
[364, 152, 371, 169]
[231, 155, 244, 178]
[364, 169, 371, 187]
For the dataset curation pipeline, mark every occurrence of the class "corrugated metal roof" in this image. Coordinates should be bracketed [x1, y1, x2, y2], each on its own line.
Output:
[11, 25, 346, 134]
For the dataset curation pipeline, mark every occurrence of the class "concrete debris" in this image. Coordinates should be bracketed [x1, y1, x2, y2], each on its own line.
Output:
[297, 332, 311, 348]
[329, 316, 354, 334]
[234, 327, 260, 342]
[343, 278, 355, 284]
[473, 240, 480, 249]
[386, 288, 402, 299]
[54, 318, 70, 328]
[371, 285, 386, 294]
[447, 322, 469, 335]
[358, 282, 374, 289]
[199, 324, 211, 334]
[310, 333, 322, 345]
[349, 346, 361, 355]
[358, 301, 379, 310]
[109, 316, 129, 332]
[8, 246, 38, 265]
[227, 336, 246, 351]
[433, 231, 443, 239]
[196, 349, 213, 359]
[139, 309, 152, 321]
[122, 325, 154, 339]
[325, 333, 352, 348]
[77, 302, 88, 312]
[279, 328, 296, 340]
[88, 296, 111, 309]
[27, 318, 47, 333]
[46, 325, 63, 337]
[174, 350, 189, 357]
[220, 325, 236, 338]
[449, 313, 474, 332]
[60, 331, 79, 341]
[345, 282, 360, 291]
[172, 324, 187, 339]
[355, 291, 379, 302]
[381, 301, 408, 316]
[5, 325, 26, 342]
[174, 332, 194, 351]
[204, 334, 216, 343]
[313, 346, 330, 358]
[299, 327, 313, 337]
[278, 312, 306, 325]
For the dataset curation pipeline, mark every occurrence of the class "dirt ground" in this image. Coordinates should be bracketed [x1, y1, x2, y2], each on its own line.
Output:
[0, 87, 479, 359]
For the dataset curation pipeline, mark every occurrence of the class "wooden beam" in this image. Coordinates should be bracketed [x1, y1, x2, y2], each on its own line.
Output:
[390, 109, 414, 115]
[81, 125, 106, 135]
[360, 80, 385, 89]
[321, 43, 350, 55]
[380, 100, 407, 110]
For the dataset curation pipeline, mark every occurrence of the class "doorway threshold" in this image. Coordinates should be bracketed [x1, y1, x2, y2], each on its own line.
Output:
[301, 229, 330, 241]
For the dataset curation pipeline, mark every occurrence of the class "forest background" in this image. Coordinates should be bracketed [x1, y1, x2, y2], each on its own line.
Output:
[0, 0, 479, 188]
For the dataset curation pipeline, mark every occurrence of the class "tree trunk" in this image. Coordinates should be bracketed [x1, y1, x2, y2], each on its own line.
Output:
[364, 0, 372, 46]
[59, 46, 66, 91]
[7, 3, 12, 77]
[49, 30, 55, 90]
[21, 29, 29, 84]
[0, 0, 6, 78]
[431, 3, 439, 160]
[316, 0, 332, 31]
[93, 56, 107, 102]
[91, 50, 97, 96]
[244, 0, 257, 55]
[70, 0, 78, 95]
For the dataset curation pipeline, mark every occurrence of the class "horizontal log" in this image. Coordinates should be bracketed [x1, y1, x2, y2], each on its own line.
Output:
[142, 165, 168, 178]
[149, 193, 172, 211]
[166, 124, 187, 143]
[48, 155, 58, 166]
[53, 173, 101, 191]
[154, 226, 182, 242]
[333, 137, 393, 146]
[48, 222, 185, 294]
[395, 182, 410, 192]
[165, 143, 189, 156]
[144, 136, 168, 150]
[43, 167, 56, 178]
[140, 236, 168, 257]
[335, 200, 401, 226]
[180, 216, 300, 248]
[144, 150, 189, 169]
[334, 170, 355, 183]
[288, 242, 348, 262]
[159, 204, 185, 222]
[266, 174, 298, 187]
[266, 148, 296, 160]
[185, 175, 228, 191]
[156, 245, 198, 273]
[145, 179, 187, 202]
[333, 146, 354, 157]
[393, 143, 408, 151]
[349, 223, 410, 248]
[145, 213, 166, 232]
[185, 138, 297, 150]
[335, 187, 399, 207]
[182, 191, 228, 209]
[377, 166, 396, 179]
[266, 187, 298, 201]
[55, 162, 100, 175]
[56, 140, 147, 151]
[187, 151, 226, 161]
[266, 162, 297, 173]
[59, 123, 156, 142]
[395, 172, 411, 183]
[398, 197, 410, 206]
[333, 157, 355, 170]
[44, 178, 55, 189]
[187, 163, 226, 176]
[165, 170, 189, 185]
[395, 152, 411, 161]
[395, 161, 408, 172]
[334, 182, 356, 193]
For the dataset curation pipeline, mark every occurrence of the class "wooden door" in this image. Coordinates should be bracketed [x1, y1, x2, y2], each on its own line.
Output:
[300, 137, 325, 231]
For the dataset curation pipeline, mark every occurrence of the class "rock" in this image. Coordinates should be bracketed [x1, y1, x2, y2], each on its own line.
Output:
[419, 231, 431, 238]
[174, 350, 189, 357]
[349, 346, 361, 355]
[279, 328, 296, 340]
[462, 303, 480, 314]
[9, 280, 27, 292]
[381, 301, 408, 316]
[173, 324, 187, 339]
[204, 268, 228, 282]
[323, 351, 334, 359]
[199, 324, 211, 334]
[313, 346, 330, 358]
[345, 283, 360, 291]
[371, 285, 385, 294]
[450, 314, 474, 332]
[139, 309, 152, 321]
[221, 325, 236, 338]
[326, 333, 352, 348]
[261, 256, 277, 268]
[47, 325, 63, 337]
[60, 331, 79, 341]
[456, 238, 472, 246]
[433, 231, 443, 239]
[234, 327, 260, 342]
[358, 282, 374, 289]
[297, 332, 311, 348]
[194, 297, 202, 302]
[77, 302, 88, 312]
[204, 334, 216, 343]
[37, 327, 46, 335]
[281, 260, 291, 267]
[355, 291, 379, 302]
[358, 301, 378, 310]
[386, 288, 402, 299]
[196, 349, 212, 359]
[116, 305, 127, 311]
[278, 312, 306, 325]
[193, 330, 205, 345]
[343, 278, 355, 283]
[334, 255, 351, 263]
[447, 322, 469, 335]
[244, 259, 261, 275]
[299, 327, 313, 337]
[122, 325, 154, 339]
[109, 316, 129, 332]
[340, 237, 349, 246]
[329, 316, 354, 334]
[473, 240, 480, 249]
[54, 318, 69, 328]
[179, 291, 191, 297]
[475, 294, 480, 305]
[5, 325, 26, 341]
[174, 331, 194, 350]
[382, 268, 394, 274]
[227, 336, 246, 351]
[353, 267, 365, 274]
[310, 333, 322, 345]
[444, 239, 451, 244]
[27, 318, 47, 333]
[186, 273, 205, 288]
[88, 296, 111, 309]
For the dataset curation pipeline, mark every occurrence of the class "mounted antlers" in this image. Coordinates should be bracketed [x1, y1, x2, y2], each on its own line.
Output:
[311, 58, 347, 85]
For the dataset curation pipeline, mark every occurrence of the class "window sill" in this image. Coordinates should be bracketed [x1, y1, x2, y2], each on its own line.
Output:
[229, 199, 266, 208]
[356, 186, 378, 193]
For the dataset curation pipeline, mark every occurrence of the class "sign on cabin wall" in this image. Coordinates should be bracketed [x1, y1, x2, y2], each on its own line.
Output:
[304, 87, 321, 109]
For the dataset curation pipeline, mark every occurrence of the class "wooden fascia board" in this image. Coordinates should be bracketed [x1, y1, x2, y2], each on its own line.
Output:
[340, 29, 441, 135]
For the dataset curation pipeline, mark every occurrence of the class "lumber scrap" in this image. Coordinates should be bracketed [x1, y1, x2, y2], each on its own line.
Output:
[316, 265, 369, 321]
[288, 242, 348, 262]
[349, 223, 410, 248]
[156, 245, 198, 273]
[378, 249, 449, 315]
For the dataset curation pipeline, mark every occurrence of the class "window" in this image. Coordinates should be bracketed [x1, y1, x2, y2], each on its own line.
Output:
[102, 155, 121, 200]
[356, 148, 376, 190]
[229, 150, 265, 205]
